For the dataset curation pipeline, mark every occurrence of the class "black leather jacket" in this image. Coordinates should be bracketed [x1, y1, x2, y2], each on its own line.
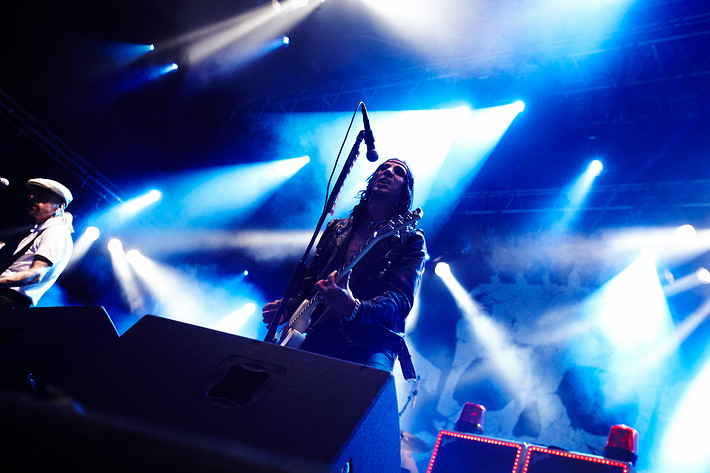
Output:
[289, 214, 427, 351]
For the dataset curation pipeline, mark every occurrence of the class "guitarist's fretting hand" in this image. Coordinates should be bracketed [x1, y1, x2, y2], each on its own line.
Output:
[262, 299, 286, 325]
[313, 270, 359, 319]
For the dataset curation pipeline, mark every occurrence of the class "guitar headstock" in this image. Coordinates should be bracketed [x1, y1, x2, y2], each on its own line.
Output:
[372, 208, 423, 240]
[339, 208, 424, 272]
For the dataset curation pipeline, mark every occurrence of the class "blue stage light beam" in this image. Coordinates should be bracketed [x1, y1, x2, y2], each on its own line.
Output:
[214, 302, 257, 334]
[176, 155, 310, 226]
[653, 292, 710, 370]
[113, 61, 181, 95]
[110, 227, 315, 261]
[116, 189, 162, 218]
[85, 156, 308, 241]
[360, 0, 634, 69]
[126, 250, 266, 334]
[575, 250, 677, 398]
[550, 158, 604, 231]
[654, 353, 710, 473]
[605, 226, 710, 271]
[100, 41, 156, 66]
[107, 239, 146, 314]
[435, 260, 530, 397]
[67, 225, 101, 267]
[183, 0, 320, 74]
[262, 105, 516, 234]
[78, 41, 161, 100]
[423, 102, 525, 238]
[126, 250, 218, 325]
[663, 268, 710, 297]
[242, 34, 293, 62]
[89, 189, 163, 232]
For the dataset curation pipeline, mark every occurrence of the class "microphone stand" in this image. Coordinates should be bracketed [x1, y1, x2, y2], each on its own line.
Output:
[264, 130, 366, 343]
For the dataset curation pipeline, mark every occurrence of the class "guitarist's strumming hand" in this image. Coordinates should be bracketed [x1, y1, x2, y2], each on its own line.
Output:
[313, 270, 359, 319]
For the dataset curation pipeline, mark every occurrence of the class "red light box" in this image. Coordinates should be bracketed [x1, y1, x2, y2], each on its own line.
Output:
[427, 430, 524, 473]
[521, 445, 633, 473]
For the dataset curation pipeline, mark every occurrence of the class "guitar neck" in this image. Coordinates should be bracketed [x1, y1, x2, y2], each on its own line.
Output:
[333, 232, 379, 283]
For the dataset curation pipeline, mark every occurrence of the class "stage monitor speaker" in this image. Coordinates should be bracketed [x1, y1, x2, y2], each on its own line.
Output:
[0, 305, 119, 391]
[64, 314, 400, 473]
[521, 445, 634, 473]
[426, 430, 524, 473]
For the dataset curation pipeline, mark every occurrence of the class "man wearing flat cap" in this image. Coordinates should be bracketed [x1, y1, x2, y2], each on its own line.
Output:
[0, 178, 74, 308]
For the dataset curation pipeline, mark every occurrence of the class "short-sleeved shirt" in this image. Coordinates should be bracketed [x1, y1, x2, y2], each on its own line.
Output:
[1, 216, 73, 305]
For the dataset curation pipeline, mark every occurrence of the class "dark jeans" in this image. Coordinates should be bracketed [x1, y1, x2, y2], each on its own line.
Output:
[0, 288, 32, 309]
[301, 335, 397, 372]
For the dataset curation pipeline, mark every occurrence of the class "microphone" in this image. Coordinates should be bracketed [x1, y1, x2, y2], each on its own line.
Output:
[361, 104, 379, 162]
[0, 177, 9, 188]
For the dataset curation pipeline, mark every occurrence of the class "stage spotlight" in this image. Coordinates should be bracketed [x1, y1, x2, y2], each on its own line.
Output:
[435, 261, 451, 277]
[107, 42, 156, 60]
[115, 189, 162, 218]
[125, 249, 142, 264]
[676, 224, 696, 240]
[215, 302, 257, 334]
[663, 267, 710, 296]
[107, 239, 145, 313]
[243, 270, 249, 276]
[282, 35, 290, 46]
[513, 100, 525, 113]
[163, 63, 179, 74]
[550, 157, 605, 231]
[589, 159, 603, 176]
[85, 226, 101, 241]
[67, 226, 102, 267]
[107, 238, 123, 254]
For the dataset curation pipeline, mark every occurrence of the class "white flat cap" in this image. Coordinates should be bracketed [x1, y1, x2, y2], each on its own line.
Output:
[26, 178, 73, 206]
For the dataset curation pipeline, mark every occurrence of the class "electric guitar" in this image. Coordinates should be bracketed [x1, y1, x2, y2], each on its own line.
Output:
[276, 208, 423, 348]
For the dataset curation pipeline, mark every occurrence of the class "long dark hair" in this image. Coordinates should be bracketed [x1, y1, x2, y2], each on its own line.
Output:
[352, 159, 414, 220]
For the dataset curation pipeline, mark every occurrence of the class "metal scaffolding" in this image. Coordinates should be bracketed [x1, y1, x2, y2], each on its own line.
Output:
[453, 179, 710, 233]
[0, 89, 123, 204]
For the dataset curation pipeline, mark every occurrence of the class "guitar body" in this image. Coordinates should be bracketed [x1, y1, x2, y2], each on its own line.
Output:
[279, 328, 306, 348]
[276, 298, 316, 348]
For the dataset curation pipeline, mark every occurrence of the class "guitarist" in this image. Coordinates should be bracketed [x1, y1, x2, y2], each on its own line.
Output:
[262, 159, 426, 375]
[0, 178, 74, 309]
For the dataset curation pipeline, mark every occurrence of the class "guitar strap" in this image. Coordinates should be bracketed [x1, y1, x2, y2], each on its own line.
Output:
[0, 228, 47, 275]
[398, 339, 417, 380]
